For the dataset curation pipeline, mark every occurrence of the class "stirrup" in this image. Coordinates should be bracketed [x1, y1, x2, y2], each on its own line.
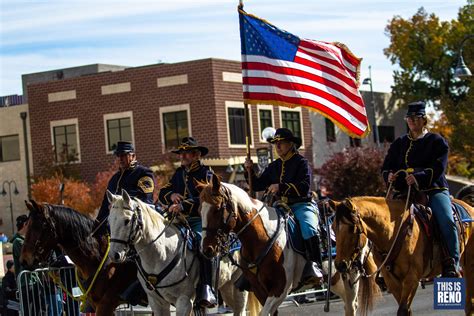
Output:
[302, 261, 323, 285]
[196, 284, 217, 308]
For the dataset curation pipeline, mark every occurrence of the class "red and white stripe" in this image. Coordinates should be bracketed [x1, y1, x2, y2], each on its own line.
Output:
[242, 39, 368, 137]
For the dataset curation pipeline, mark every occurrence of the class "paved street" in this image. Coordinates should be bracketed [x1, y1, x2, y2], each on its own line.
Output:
[278, 283, 466, 315]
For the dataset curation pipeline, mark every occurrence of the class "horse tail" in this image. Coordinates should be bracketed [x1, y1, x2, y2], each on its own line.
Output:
[246, 292, 261, 316]
[358, 254, 381, 316]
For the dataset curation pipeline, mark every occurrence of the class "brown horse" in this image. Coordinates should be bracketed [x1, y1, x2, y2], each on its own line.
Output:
[331, 196, 474, 316]
[20, 200, 137, 316]
[199, 175, 380, 316]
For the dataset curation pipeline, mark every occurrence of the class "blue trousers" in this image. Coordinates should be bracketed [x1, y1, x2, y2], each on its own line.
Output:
[290, 202, 319, 240]
[428, 190, 459, 265]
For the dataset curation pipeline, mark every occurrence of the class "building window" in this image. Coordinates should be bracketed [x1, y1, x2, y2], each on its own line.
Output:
[281, 110, 301, 138]
[378, 125, 395, 143]
[0, 135, 20, 162]
[163, 110, 189, 150]
[228, 107, 248, 145]
[106, 118, 132, 151]
[53, 124, 79, 162]
[259, 109, 272, 133]
[103, 112, 134, 154]
[325, 118, 336, 142]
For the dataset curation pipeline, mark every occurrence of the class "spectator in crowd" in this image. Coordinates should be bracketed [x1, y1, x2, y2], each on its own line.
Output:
[2, 260, 18, 316]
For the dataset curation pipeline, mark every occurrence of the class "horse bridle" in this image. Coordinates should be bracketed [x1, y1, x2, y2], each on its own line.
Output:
[202, 187, 237, 252]
[335, 204, 368, 280]
[32, 204, 59, 262]
[110, 203, 143, 250]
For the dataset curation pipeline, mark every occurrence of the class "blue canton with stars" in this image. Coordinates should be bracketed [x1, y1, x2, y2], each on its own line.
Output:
[239, 10, 300, 62]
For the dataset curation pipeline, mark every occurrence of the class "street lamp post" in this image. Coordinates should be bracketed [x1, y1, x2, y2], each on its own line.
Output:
[262, 127, 276, 162]
[2, 180, 19, 235]
[362, 66, 380, 146]
[454, 34, 474, 78]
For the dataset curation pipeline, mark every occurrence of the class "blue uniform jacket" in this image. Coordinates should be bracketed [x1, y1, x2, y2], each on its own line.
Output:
[158, 161, 213, 217]
[381, 132, 449, 192]
[97, 163, 155, 223]
[247, 152, 312, 204]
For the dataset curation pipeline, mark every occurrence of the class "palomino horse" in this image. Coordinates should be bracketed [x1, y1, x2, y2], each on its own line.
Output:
[20, 200, 137, 316]
[107, 190, 256, 316]
[331, 196, 474, 316]
[199, 174, 380, 316]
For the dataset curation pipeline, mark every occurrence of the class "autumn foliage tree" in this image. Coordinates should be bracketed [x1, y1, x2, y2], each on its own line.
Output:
[31, 173, 95, 215]
[317, 146, 387, 200]
[384, 5, 473, 178]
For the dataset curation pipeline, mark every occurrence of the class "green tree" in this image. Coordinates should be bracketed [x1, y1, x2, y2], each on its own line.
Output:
[384, 4, 474, 178]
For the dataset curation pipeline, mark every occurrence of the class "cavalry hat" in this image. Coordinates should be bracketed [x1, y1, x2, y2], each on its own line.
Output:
[267, 128, 302, 149]
[171, 137, 209, 156]
[406, 101, 426, 117]
[114, 141, 135, 155]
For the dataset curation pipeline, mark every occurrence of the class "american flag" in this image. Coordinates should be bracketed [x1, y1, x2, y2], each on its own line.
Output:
[239, 9, 369, 138]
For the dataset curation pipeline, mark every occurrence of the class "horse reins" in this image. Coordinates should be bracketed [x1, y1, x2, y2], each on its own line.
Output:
[350, 170, 414, 280]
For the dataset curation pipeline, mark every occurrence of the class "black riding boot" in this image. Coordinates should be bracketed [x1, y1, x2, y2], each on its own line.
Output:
[302, 235, 323, 284]
[196, 256, 217, 308]
[120, 280, 148, 306]
[442, 257, 460, 278]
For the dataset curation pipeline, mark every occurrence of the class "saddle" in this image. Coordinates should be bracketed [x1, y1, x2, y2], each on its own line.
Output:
[274, 201, 335, 260]
[380, 195, 471, 273]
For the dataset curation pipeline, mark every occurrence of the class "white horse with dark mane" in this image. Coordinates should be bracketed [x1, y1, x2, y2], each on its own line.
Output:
[107, 190, 257, 316]
[199, 175, 380, 316]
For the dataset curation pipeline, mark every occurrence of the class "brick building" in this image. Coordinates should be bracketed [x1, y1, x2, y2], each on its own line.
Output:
[27, 58, 312, 183]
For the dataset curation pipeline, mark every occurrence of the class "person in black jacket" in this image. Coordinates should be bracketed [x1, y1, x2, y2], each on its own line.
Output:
[96, 141, 155, 233]
[2, 260, 18, 316]
[96, 141, 155, 306]
[382, 101, 459, 277]
[244, 128, 322, 284]
[158, 137, 216, 308]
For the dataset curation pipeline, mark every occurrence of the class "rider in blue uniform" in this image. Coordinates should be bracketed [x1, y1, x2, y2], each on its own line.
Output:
[97, 141, 155, 232]
[96, 141, 155, 305]
[244, 128, 322, 284]
[158, 137, 217, 308]
[381, 101, 459, 278]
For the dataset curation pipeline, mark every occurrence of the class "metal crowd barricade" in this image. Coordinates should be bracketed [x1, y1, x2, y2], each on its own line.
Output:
[16, 266, 154, 316]
[17, 266, 80, 316]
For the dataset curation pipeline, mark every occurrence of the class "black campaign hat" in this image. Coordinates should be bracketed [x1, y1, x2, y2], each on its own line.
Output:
[171, 137, 209, 156]
[406, 101, 426, 117]
[267, 128, 302, 149]
[114, 141, 135, 155]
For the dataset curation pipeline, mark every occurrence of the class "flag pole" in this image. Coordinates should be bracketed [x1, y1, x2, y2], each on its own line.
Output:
[238, 0, 255, 198]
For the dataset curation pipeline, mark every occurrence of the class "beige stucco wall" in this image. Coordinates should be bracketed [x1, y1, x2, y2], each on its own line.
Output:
[0, 104, 32, 237]
[310, 92, 406, 171]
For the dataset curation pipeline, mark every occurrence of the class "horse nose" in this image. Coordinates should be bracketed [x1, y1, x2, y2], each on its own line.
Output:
[335, 260, 348, 273]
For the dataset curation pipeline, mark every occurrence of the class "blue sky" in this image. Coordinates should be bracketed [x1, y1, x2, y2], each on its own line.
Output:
[0, 0, 467, 96]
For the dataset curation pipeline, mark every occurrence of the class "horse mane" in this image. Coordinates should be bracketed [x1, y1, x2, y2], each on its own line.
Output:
[46, 204, 100, 256]
[334, 198, 358, 225]
[199, 181, 258, 214]
[133, 198, 167, 228]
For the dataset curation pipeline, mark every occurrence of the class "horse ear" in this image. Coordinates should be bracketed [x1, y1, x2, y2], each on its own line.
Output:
[193, 179, 203, 194]
[211, 173, 221, 195]
[25, 200, 36, 213]
[121, 189, 132, 207]
[106, 190, 116, 204]
[327, 199, 340, 213]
